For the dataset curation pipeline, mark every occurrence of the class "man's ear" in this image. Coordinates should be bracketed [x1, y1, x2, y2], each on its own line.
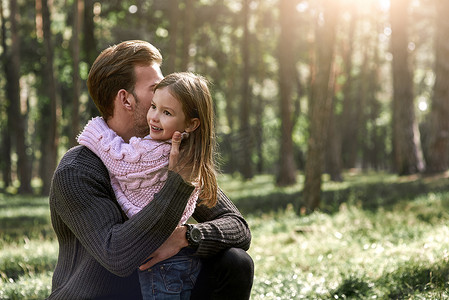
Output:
[185, 118, 200, 133]
[117, 89, 133, 111]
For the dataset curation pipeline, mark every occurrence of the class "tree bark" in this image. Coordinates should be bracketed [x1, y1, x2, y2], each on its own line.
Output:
[70, 0, 83, 147]
[9, 0, 32, 194]
[83, 0, 99, 119]
[166, 0, 179, 74]
[39, 0, 58, 195]
[181, 0, 193, 70]
[255, 95, 264, 173]
[326, 91, 343, 182]
[340, 12, 358, 169]
[239, 0, 253, 179]
[302, 0, 339, 212]
[390, 0, 424, 175]
[276, 0, 297, 186]
[363, 27, 383, 170]
[0, 1, 12, 188]
[425, 0, 449, 173]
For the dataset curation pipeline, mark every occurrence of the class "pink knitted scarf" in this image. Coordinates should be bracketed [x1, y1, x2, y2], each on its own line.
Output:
[77, 117, 198, 224]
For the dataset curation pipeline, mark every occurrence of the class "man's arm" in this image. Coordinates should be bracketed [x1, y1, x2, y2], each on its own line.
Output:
[51, 146, 194, 277]
[139, 132, 251, 270]
[192, 188, 251, 257]
[138, 188, 251, 270]
[169, 131, 251, 255]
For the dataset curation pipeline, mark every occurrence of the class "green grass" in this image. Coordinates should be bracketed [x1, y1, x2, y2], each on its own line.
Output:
[2, 172, 449, 299]
[247, 202, 449, 299]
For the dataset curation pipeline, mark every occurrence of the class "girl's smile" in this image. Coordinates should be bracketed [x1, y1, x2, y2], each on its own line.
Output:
[147, 87, 187, 140]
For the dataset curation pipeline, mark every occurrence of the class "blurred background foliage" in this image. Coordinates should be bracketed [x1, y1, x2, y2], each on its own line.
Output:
[1, 0, 448, 212]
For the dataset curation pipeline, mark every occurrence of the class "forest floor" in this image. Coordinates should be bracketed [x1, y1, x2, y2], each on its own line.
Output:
[2, 171, 449, 299]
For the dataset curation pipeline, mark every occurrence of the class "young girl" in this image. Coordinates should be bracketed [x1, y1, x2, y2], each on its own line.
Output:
[77, 72, 218, 299]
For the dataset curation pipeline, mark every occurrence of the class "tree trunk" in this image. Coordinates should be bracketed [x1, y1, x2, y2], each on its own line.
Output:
[425, 0, 449, 173]
[181, 0, 193, 70]
[358, 41, 370, 170]
[221, 43, 239, 173]
[276, 0, 297, 186]
[239, 0, 253, 179]
[9, 0, 32, 194]
[255, 95, 264, 173]
[224, 76, 238, 174]
[302, 0, 339, 213]
[70, 0, 82, 147]
[326, 92, 343, 182]
[390, 0, 424, 175]
[326, 19, 346, 181]
[166, 0, 179, 74]
[0, 1, 12, 188]
[340, 13, 358, 169]
[39, 0, 58, 195]
[253, 30, 265, 174]
[364, 33, 383, 170]
[83, 0, 99, 119]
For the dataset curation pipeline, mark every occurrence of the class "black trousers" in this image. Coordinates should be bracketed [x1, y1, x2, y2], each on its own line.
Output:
[190, 248, 254, 300]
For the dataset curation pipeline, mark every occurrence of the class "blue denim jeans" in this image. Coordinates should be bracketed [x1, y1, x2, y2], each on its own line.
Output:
[138, 247, 201, 300]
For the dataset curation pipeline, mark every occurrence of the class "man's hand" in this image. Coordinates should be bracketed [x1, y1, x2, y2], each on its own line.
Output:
[139, 226, 188, 271]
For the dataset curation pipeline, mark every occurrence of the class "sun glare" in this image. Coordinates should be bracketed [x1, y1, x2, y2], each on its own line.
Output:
[379, 0, 390, 11]
[296, 2, 309, 13]
[418, 98, 428, 112]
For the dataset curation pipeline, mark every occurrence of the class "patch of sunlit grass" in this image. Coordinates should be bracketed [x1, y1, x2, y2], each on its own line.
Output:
[248, 191, 449, 299]
[2, 173, 449, 299]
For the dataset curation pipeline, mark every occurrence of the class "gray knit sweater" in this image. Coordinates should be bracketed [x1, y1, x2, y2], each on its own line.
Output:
[48, 145, 251, 299]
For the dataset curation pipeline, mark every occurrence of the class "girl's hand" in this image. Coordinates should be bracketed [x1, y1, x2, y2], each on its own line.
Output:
[168, 131, 182, 171]
[169, 131, 193, 182]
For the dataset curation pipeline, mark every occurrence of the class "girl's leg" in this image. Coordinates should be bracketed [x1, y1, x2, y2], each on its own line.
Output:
[139, 248, 201, 300]
[138, 268, 155, 300]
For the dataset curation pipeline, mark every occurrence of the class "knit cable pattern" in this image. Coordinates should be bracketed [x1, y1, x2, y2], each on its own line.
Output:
[77, 117, 198, 223]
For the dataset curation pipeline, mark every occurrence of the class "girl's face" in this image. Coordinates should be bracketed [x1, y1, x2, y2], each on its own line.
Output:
[146, 87, 188, 140]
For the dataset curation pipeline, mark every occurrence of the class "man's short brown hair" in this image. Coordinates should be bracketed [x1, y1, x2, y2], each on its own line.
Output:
[87, 40, 162, 120]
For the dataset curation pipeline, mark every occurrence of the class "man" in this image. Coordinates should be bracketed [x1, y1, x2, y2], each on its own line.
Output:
[48, 40, 253, 299]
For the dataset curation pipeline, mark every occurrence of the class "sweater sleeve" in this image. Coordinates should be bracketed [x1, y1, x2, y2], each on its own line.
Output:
[192, 188, 252, 257]
[50, 147, 194, 277]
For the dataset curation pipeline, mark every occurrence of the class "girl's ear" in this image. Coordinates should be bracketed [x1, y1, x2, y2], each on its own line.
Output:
[185, 118, 200, 133]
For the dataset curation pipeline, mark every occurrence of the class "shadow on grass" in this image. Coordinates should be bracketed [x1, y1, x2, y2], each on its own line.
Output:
[0, 215, 50, 230]
[382, 262, 449, 299]
[1, 253, 57, 281]
[234, 174, 449, 216]
[328, 275, 372, 299]
[0, 196, 48, 209]
[328, 259, 449, 299]
[0, 215, 54, 241]
[0, 202, 48, 210]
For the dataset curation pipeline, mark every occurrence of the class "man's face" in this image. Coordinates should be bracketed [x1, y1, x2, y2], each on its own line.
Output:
[131, 64, 163, 137]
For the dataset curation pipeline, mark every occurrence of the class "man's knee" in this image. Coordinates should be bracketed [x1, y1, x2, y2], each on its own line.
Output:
[219, 248, 254, 277]
[192, 248, 254, 300]
[212, 248, 254, 299]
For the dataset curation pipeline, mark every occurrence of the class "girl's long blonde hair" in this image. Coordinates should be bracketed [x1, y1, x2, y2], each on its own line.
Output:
[155, 72, 218, 207]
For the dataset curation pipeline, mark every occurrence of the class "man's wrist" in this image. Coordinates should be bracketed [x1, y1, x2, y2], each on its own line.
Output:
[183, 224, 202, 249]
